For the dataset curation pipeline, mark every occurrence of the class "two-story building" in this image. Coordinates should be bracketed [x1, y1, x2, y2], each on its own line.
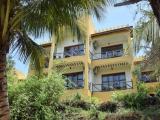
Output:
[29, 24, 160, 102]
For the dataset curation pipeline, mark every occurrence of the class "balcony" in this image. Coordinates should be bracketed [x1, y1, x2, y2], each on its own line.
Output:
[54, 44, 85, 59]
[91, 53, 132, 70]
[91, 50, 123, 60]
[140, 75, 160, 83]
[53, 44, 85, 67]
[53, 51, 84, 59]
[91, 80, 133, 92]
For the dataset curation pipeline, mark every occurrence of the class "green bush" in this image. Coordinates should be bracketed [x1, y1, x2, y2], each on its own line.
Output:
[112, 83, 146, 109]
[9, 72, 65, 120]
[155, 86, 160, 98]
[105, 112, 142, 120]
[98, 102, 117, 113]
[63, 99, 91, 110]
[156, 88, 160, 97]
[113, 83, 160, 110]
[136, 82, 148, 94]
[89, 105, 100, 119]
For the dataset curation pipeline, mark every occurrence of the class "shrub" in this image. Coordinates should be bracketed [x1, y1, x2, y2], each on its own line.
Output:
[156, 89, 160, 97]
[98, 102, 117, 113]
[155, 86, 160, 98]
[89, 105, 99, 119]
[105, 112, 142, 120]
[137, 82, 148, 94]
[90, 97, 99, 105]
[63, 99, 91, 110]
[9, 72, 65, 120]
[144, 95, 160, 106]
[73, 93, 82, 101]
[62, 93, 91, 110]
[113, 83, 153, 110]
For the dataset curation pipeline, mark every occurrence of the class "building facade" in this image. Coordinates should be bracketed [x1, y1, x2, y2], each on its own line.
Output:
[29, 25, 160, 102]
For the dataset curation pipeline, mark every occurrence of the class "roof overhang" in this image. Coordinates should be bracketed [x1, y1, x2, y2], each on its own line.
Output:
[91, 26, 133, 38]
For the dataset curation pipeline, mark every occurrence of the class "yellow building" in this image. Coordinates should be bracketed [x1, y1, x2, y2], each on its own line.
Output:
[29, 25, 160, 102]
[14, 69, 26, 80]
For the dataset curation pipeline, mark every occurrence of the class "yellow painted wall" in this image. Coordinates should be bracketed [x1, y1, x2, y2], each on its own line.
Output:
[145, 82, 160, 93]
[61, 89, 91, 101]
[92, 89, 135, 102]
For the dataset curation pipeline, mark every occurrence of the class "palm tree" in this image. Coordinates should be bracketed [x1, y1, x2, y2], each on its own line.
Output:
[0, 0, 113, 119]
[134, 9, 160, 75]
[114, 0, 160, 26]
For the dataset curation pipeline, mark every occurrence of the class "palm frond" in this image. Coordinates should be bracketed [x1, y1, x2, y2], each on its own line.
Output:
[21, 0, 113, 40]
[10, 29, 45, 75]
[134, 10, 160, 53]
[134, 9, 160, 76]
[2, 0, 114, 74]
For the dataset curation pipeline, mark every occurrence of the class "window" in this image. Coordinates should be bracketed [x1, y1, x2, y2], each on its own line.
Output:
[101, 44, 123, 59]
[141, 71, 159, 83]
[64, 44, 84, 57]
[102, 72, 126, 91]
[64, 72, 84, 88]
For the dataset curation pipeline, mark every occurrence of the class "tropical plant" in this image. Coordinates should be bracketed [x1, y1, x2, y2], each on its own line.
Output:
[134, 9, 160, 76]
[115, 0, 160, 86]
[6, 56, 18, 88]
[114, 0, 160, 26]
[9, 72, 65, 120]
[98, 101, 117, 112]
[0, 0, 113, 119]
[113, 83, 149, 110]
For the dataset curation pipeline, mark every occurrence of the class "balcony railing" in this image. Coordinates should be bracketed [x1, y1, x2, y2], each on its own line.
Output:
[65, 79, 84, 89]
[140, 75, 160, 83]
[53, 51, 84, 59]
[91, 80, 133, 92]
[90, 50, 123, 60]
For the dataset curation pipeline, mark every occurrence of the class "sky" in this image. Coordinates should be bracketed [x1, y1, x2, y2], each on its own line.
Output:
[12, 4, 140, 76]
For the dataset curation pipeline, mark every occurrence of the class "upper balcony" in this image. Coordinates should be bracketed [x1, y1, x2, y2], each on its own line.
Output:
[92, 49, 123, 60]
[90, 44, 132, 69]
[53, 44, 86, 67]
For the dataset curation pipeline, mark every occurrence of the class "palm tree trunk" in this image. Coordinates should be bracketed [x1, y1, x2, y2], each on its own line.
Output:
[149, 0, 160, 26]
[0, 49, 10, 120]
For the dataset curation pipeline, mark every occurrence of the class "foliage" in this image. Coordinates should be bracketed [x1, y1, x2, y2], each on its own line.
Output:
[1, 0, 112, 118]
[98, 102, 117, 113]
[63, 100, 91, 111]
[63, 93, 91, 110]
[105, 111, 142, 120]
[112, 92, 126, 102]
[113, 83, 160, 110]
[89, 105, 100, 120]
[91, 97, 100, 105]
[113, 83, 149, 110]
[73, 93, 82, 101]
[6, 56, 18, 87]
[132, 65, 141, 78]
[0, 0, 111, 72]
[134, 8, 160, 76]
[136, 82, 148, 94]
[9, 72, 65, 120]
[156, 87, 160, 97]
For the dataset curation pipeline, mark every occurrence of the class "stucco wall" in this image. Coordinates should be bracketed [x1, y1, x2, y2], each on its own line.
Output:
[92, 89, 135, 102]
